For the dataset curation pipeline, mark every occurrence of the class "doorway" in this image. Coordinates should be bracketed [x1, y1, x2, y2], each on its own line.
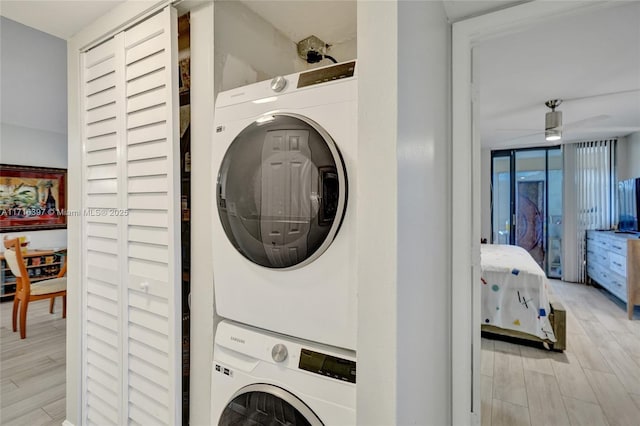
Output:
[491, 147, 563, 277]
[451, 2, 623, 423]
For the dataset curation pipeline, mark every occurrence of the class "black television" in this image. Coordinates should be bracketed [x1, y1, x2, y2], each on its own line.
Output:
[618, 177, 640, 233]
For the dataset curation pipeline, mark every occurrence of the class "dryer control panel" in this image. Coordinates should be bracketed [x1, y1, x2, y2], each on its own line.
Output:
[297, 61, 356, 88]
[298, 348, 356, 383]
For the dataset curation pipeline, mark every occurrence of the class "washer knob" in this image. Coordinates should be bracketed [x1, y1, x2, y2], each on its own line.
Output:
[270, 76, 287, 93]
[271, 343, 288, 363]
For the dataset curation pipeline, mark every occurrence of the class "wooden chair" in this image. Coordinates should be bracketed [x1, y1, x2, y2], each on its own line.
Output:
[3, 238, 67, 339]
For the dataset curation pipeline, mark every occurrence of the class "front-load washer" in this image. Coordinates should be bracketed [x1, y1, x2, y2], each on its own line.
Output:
[211, 320, 356, 426]
[212, 61, 357, 349]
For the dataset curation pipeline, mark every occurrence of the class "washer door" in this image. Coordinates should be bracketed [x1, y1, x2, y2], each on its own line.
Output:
[217, 113, 347, 269]
[219, 384, 323, 426]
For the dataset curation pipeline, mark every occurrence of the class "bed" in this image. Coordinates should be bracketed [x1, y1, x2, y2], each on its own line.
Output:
[481, 244, 566, 351]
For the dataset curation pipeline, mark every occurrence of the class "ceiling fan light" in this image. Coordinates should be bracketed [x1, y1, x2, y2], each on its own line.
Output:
[545, 109, 562, 141]
[545, 128, 562, 141]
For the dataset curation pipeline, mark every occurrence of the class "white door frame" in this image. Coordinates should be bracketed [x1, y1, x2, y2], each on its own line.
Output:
[451, 1, 615, 424]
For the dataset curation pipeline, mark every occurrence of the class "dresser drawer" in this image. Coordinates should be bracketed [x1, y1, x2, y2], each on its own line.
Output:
[609, 252, 627, 276]
[587, 237, 607, 253]
[586, 246, 609, 267]
[606, 238, 628, 258]
[594, 269, 627, 301]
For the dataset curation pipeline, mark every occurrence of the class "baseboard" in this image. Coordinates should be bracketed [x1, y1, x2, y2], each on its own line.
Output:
[62, 420, 75, 426]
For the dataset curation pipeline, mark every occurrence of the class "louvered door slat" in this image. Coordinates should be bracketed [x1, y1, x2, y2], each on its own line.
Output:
[127, 32, 165, 64]
[86, 149, 117, 167]
[86, 133, 117, 152]
[87, 278, 118, 301]
[128, 86, 167, 113]
[85, 38, 115, 67]
[86, 103, 117, 124]
[128, 225, 169, 245]
[88, 349, 119, 379]
[86, 73, 116, 96]
[129, 355, 169, 389]
[129, 383, 169, 419]
[129, 340, 169, 371]
[128, 121, 167, 145]
[129, 323, 170, 353]
[127, 70, 165, 97]
[86, 88, 117, 111]
[86, 118, 117, 138]
[86, 57, 116, 82]
[86, 179, 118, 195]
[86, 381, 118, 413]
[86, 394, 117, 426]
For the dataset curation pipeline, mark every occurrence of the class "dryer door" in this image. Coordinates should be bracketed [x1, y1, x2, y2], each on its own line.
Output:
[216, 113, 347, 269]
[219, 384, 323, 426]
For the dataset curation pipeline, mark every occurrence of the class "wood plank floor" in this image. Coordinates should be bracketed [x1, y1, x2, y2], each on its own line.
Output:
[482, 279, 640, 426]
[0, 299, 66, 426]
[2, 280, 639, 426]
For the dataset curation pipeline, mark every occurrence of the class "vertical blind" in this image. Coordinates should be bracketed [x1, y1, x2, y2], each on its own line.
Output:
[563, 140, 616, 282]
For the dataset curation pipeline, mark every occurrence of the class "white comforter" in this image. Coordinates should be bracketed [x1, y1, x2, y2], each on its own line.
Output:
[481, 244, 556, 342]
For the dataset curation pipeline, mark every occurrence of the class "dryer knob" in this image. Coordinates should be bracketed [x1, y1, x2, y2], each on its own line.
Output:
[271, 343, 288, 363]
[270, 76, 287, 93]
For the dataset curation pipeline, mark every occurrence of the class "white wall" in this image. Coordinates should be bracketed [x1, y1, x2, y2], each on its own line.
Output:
[396, 1, 451, 423]
[214, 1, 299, 92]
[356, 1, 398, 423]
[357, 1, 451, 424]
[188, 2, 216, 425]
[214, 1, 357, 92]
[1, 16, 67, 248]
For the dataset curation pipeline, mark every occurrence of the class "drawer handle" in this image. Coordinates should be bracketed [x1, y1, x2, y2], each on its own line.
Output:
[613, 262, 623, 268]
[612, 245, 623, 250]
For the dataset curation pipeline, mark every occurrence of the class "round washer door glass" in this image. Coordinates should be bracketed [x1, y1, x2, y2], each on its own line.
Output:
[219, 389, 321, 426]
[217, 113, 347, 269]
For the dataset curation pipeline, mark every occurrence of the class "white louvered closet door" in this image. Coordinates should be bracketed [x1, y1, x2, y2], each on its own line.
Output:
[81, 7, 180, 426]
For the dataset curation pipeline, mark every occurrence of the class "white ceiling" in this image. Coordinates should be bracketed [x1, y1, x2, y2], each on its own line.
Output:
[0, 0, 530, 47]
[442, 0, 525, 22]
[0, 0, 126, 40]
[242, 0, 357, 45]
[2, 1, 636, 150]
[240, 1, 525, 45]
[475, 2, 640, 149]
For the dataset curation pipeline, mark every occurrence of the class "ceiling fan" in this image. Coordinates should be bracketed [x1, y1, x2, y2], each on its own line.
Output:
[495, 88, 640, 144]
[544, 99, 562, 141]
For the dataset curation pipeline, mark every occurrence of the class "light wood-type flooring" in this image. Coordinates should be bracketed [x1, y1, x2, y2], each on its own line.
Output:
[482, 279, 640, 426]
[0, 299, 66, 426]
[2, 280, 640, 426]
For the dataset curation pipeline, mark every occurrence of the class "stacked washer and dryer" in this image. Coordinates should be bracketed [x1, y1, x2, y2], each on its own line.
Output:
[210, 61, 358, 425]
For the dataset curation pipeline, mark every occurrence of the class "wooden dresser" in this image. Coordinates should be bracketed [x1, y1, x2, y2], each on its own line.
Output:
[586, 230, 640, 319]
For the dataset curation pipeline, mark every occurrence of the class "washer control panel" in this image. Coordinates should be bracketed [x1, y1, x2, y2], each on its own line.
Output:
[298, 348, 356, 383]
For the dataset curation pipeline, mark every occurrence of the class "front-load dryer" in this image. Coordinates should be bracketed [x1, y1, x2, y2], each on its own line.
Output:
[211, 320, 356, 425]
[212, 61, 357, 349]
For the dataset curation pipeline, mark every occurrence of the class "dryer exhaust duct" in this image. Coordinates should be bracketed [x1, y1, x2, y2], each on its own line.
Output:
[297, 35, 337, 64]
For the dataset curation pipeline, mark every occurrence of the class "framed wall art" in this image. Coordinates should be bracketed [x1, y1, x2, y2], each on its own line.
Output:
[0, 164, 67, 232]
